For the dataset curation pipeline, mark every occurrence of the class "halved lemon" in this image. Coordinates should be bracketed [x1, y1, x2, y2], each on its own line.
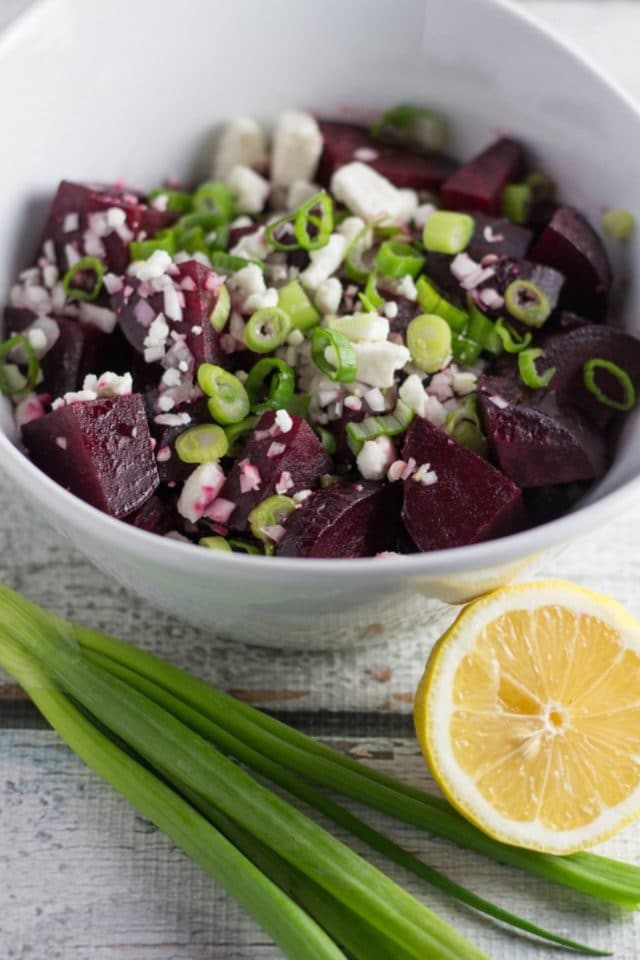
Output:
[415, 580, 640, 854]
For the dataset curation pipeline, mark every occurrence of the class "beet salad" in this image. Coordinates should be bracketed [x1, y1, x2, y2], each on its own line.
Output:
[1, 105, 638, 558]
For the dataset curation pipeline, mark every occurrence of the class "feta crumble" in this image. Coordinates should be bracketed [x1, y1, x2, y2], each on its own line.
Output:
[330, 163, 418, 224]
[271, 112, 323, 188]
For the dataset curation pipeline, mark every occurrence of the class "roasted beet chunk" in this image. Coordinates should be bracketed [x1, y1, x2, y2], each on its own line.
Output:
[222, 411, 333, 531]
[41, 181, 175, 275]
[401, 417, 525, 550]
[316, 120, 455, 190]
[22, 395, 159, 518]
[467, 215, 532, 261]
[114, 259, 223, 367]
[440, 138, 524, 215]
[478, 385, 607, 487]
[125, 495, 175, 535]
[529, 206, 611, 317]
[277, 481, 401, 558]
[539, 324, 640, 428]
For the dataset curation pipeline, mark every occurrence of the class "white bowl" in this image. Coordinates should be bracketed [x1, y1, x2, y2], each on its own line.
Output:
[1, 0, 639, 648]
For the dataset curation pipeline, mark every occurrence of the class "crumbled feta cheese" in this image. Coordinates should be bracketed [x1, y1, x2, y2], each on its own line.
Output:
[177, 462, 226, 523]
[143, 313, 170, 363]
[52, 389, 98, 409]
[330, 163, 418, 224]
[78, 301, 118, 333]
[286, 180, 321, 210]
[364, 387, 386, 413]
[399, 374, 447, 426]
[82, 371, 133, 398]
[232, 263, 267, 312]
[161, 368, 182, 388]
[413, 463, 438, 486]
[163, 282, 183, 323]
[42, 264, 59, 289]
[213, 116, 268, 179]
[230, 226, 270, 261]
[244, 287, 279, 313]
[314, 277, 343, 316]
[274, 409, 293, 433]
[271, 112, 323, 188]
[129, 249, 173, 281]
[226, 164, 270, 214]
[336, 215, 368, 246]
[392, 275, 418, 301]
[384, 301, 398, 320]
[329, 312, 389, 343]
[299, 233, 347, 292]
[357, 436, 396, 481]
[157, 394, 175, 412]
[347, 340, 410, 388]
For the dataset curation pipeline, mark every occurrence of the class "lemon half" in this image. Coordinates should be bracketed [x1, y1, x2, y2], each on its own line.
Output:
[415, 581, 640, 854]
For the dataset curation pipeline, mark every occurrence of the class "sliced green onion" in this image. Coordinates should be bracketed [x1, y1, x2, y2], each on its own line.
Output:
[193, 181, 235, 222]
[129, 230, 177, 261]
[244, 307, 291, 353]
[344, 224, 374, 283]
[62, 256, 105, 302]
[210, 251, 263, 273]
[601, 209, 636, 241]
[175, 424, 229, 463]
[445, 398, 488, 457]
[314, 426, 337, 455]
[148, 188, 194, 214]
[311, 328, 358, 383]
[422, 211, 475, 255]
[245, 358, 295, 411]
[494, 317, 532, 354]
[451, 334, 482, 366]
[466, 298, 503, 356]
[406, 314, 452, 373]
[225, 415, 259, 455]
[359, 273, 385, 313]
[277, 280, 320, 332]
[0, 334, 40, 396]
[501, 184, 532, 225]
[416, 276, 468, 334]
[346, 401, 414, 454]
[228, 539, 262, 555]
[370, 104, 446, 152]
[209, 284, 231, 332]
[198, 364, 250, 425]
[294, 192, 334, 251]
[248, 495, 295, 552]
[375, 239, 425, 279]
[518, 348, 556, 389]
[264, 213, 299, 252]
[504, 279, 552, 328]
[285, 393, 311, 418]
[200, 536, 233, 552]
[583, 358, 636, 411]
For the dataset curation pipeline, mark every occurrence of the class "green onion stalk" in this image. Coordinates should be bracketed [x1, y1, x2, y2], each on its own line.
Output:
[1, 582, 635, 958]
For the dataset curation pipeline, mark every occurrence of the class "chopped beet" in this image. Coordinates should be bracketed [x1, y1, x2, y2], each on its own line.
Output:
[125, 495, 174, 535]
[440, 138, 524, 215]
[277, 481, 401, 558]
[41, 181, 176, 275]
[378, 294, 420, 335]
[478, 384, 607, 487]
[316, 120, 455, 190]
[529, 206, 611, 317]
[539, 323, 640, 427]
[113, 259, 223, 367]
[401, 417, 525, 550]
[467, 214, 532, 261]
[222, 411, 333, 531]
[22, 395, 159, 518]
[524, 484, 586, 527]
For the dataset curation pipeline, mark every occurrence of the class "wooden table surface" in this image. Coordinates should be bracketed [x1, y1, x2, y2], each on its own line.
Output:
[3, 2, 640, 958]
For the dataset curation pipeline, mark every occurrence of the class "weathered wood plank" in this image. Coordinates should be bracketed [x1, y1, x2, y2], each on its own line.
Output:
[2, 729, 636, 960]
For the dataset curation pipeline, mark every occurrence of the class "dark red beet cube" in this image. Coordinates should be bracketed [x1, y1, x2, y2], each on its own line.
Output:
[41, 181, 176, 275]
[524, 484, 585, 528]
[277, 481, 401, 558]
[477, 384, 607, 487]
[529, 206, 611, 317]
[539, 323, 640, 428]
[113, 259, 223, 367]
[124, 495, 174, 535]
[440, 138, 524, 215]
[22, 395, 159, 518]
[467, 214, 532, 261]
[401, 417, 526, 550]
[317, 120, 455, 191]
[222, 411, 333, 532]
